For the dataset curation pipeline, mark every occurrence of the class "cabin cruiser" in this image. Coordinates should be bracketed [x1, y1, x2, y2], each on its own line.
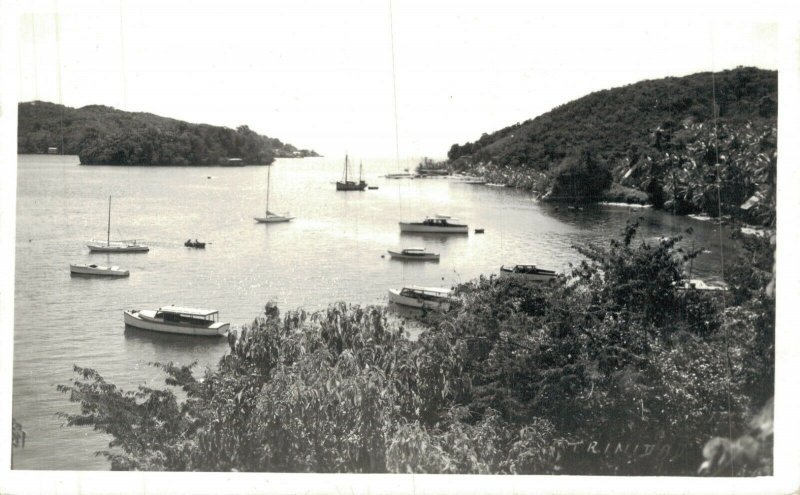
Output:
[499, 264, 558, 282]
[124, 305, 230, 336]
[388, 285, 455, 312]
[399, 216, 468, 234]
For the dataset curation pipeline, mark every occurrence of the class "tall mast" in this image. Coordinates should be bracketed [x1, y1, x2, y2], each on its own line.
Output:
[344, 154, 349, 183]
[107, 195, 111, 246]
[265, 165, 271, 215]
[359, 161, 363, 182]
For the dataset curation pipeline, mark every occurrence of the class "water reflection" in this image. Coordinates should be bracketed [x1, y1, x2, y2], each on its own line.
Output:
[123, 325, 227, 350]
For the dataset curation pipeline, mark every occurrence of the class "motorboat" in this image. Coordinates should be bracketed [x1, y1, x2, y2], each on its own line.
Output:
[70, 263, 129, 277]
[255, 164, 294, 223]
[336, 155, 367, 191]
[499, 264, 558, 282]
[184, 239, 206, 248]
[124, 305, 230, 336]
[399, 216, 468, 234]
[388, 285, 455, 312]
[87, 196, 149, 252]
[387, 248, 440, 261]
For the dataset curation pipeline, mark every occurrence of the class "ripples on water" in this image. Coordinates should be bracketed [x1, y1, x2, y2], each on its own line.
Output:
[12, 155, 737, 470]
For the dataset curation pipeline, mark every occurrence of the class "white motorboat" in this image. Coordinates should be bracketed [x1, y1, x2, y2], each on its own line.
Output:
[255, 164, 294, 223]
[399, 217, 468, 234]
[70, 263, 129, 277]
[387, 248, 440, 261]
[87, 196, 149, 252]
[499, 264, 558, 282]
[388, 285, 455, 312]
[675, 279, 727, 291]
[124, 306, 230, 336]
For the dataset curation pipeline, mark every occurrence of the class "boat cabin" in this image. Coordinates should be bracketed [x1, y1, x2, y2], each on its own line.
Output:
[506, 264, 556, 275]
[155, 306, 221, 326]
[421, 218, 463, 227]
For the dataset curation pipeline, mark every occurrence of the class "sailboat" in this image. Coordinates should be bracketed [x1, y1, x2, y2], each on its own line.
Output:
[254, 165, 294, 223]
[336, 154, 367, 191]
[87, 196, 149, 252]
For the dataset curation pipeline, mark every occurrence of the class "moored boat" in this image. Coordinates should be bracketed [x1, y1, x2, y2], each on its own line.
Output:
[387, 248, 440, 261]
[255, 164, 294, 223]
[70, 263, 129, 277]
[124, 306, 229, 336]
[499, 264, 558, 282]
[388, 285, 455, 312]
[87, 196, 149, 253]
[336, 155, 367, 191]
[184, 239, 206, 248]
[399, 217, 468, 234]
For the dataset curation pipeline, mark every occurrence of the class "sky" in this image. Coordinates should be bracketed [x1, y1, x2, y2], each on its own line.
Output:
[14, 0, 780, 158]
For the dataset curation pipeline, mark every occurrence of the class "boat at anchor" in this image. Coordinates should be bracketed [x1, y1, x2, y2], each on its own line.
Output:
[124, 305, 230, 336]
[87, 196, 149, 253]
[387, 248, 440, 261]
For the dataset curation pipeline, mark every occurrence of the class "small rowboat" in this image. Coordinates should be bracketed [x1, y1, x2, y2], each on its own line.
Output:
[387, 248, 440, 261]
[70, 263, 129, 277]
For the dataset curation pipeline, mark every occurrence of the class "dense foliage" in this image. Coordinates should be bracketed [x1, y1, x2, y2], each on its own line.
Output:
[446, 67, 777, 223]
[57, 224, 774, 475]
[18, 101, 318, 165]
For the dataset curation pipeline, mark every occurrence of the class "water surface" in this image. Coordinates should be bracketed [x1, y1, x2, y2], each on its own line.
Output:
[12, 154, 735, 469]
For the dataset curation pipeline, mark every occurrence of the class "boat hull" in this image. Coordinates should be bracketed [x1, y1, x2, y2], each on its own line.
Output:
[388, 289, 451, 312]
[399, 222, 468, 234]
[70, 264, 129, 276]
[499, 268, 557, 283]
[87, 242, 149, 253]
[124, 310, 229, 336]
[254, 216, 294, 223]
[336, 181, 367, 191]
[387, 250, 439, 261]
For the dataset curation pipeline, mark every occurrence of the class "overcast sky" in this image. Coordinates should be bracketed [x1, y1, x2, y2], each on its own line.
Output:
[16, 0, 779, 158]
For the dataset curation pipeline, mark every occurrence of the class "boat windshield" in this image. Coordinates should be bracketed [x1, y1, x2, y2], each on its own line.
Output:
[155, 308, 219, 325]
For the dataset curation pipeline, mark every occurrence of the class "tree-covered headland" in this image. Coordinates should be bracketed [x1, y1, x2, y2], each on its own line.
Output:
[18, 101, 319, 165]
[57, 221, 774, 475]
[446, 67, 776, 226]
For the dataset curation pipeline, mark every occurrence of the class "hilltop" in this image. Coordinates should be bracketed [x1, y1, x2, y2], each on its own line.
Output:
[17, 101, 319, 165]
[446, 67, 777, 226]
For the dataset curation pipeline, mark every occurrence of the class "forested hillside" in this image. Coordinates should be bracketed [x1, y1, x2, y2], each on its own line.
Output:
[18, 101, 318, 165]
[447, 67, 777, 226]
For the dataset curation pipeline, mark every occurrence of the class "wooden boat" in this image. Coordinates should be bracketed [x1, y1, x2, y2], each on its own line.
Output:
[255, 164, 294, 223]
[336, 155, 367, 191]
[184, 239, 206, 248]
[87, 196, 149, 253]
[399, 217, 468, 234]
[385, 173, 414, 179]
[388, 286, 454, 312]
[70, 263, 129, 277]
[124, 305, 230, 336]
[500, 264, 558, 282]
[387, 248, 440, 261]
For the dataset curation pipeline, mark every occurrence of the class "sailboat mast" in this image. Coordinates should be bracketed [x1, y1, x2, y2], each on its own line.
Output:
[265, 165, 271, 215]
[344, 154, 349, 183]
[107, 195, 111, 246]
[359, 161, 363, 182]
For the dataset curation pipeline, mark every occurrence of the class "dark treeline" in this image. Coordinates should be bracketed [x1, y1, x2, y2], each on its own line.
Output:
[56, 222, 774, 475]
[446, 67, 777, 226]
[17, 101, 319, 165]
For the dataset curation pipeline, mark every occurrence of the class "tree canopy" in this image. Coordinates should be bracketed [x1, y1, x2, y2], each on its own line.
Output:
[18, 101, 319, 165]
[446, 67, 777, 225]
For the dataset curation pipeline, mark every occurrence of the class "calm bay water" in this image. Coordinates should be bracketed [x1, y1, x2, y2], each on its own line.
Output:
[12, 154, 735, 470]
